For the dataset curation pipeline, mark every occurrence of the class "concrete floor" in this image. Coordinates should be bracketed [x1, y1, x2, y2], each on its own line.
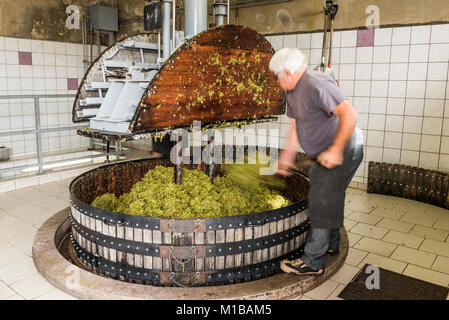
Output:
[0, 180, 449, 300]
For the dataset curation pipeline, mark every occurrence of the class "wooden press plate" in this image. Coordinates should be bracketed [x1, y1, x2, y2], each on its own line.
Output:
[129, 24, 285, 133]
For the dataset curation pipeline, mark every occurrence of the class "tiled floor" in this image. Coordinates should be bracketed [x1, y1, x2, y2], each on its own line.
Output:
[0, 182, 448, 300]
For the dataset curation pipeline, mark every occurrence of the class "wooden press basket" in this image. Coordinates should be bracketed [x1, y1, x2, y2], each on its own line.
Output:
[69, 147, 310, 287]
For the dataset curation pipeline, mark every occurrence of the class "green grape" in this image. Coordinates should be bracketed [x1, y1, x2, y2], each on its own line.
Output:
[90, 165, 292, 219]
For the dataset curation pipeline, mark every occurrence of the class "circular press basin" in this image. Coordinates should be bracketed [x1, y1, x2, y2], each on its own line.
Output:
[68, 148, 310, 287]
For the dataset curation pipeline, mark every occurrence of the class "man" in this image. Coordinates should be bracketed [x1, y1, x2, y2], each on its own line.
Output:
[270, 48, 364, 276]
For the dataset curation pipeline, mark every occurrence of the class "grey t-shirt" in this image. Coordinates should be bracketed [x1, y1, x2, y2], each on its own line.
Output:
[286, 69, 346, 158]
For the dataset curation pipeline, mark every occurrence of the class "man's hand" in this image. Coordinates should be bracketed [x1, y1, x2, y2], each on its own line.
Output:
[317, 146, 343, 169]
[276, 150, 295, 176]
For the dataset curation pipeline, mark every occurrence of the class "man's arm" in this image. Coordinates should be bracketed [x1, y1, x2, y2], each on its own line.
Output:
[317, 100, 358, 169]
[277, 118, 300, 176]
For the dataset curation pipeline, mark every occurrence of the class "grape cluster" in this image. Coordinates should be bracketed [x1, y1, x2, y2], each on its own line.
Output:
[91, 166, 291, 219]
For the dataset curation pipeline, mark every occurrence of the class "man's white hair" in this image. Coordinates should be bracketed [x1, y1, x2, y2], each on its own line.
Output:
[269, 48, 308, 76]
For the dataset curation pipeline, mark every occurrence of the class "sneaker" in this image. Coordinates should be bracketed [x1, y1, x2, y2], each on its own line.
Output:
[280, 258, 304, 270]
[326, 249, 340, 256]
[281, 259, 324, 276]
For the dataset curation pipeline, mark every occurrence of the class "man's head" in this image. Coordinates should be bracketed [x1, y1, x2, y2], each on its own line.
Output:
[269, 48, 307, 91]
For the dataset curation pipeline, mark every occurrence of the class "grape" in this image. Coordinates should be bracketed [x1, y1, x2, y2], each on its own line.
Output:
[90, 166, 292, 219]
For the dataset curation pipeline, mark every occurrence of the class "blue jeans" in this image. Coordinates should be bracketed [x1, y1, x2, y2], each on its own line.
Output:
[301, 144, 363, 270]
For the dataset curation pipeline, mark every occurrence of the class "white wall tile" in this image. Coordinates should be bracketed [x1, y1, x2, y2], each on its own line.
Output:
[419, 152, 438, 170]
[269, 36, 283, 51]
[387, 98, 405, 115]
[353, 97, 369, 113]
[368, 114, 385, 131]
[30, 40, 43, 53]
[355, 64, 372, 80]
[411, 25, 431, 44]
[43, 53, 55, 66]
[356, 47, 373, 63]
[296, 34, 311, 50]
[391, 45, 409, 63]
[424, 99, 445, 117]
[309, 48, 321, 65]
[4, 37, 18, 51]
[372, 64, 390, 80]
[5, 51, 18, 64]
[340, 30, 357, 47]
[408, 63, 428, 81]
[42, 41, 55, 54]
[373, 46, 391, 63]
[403, 116, 423, 133]
[409, 44, 429, 63]
[406, 81, 426, 99]
[340, 47, 356, 64]
[422, 117, 442, 135]
[374, 28, 392, 46]
[367, 130, 384, 147]
[443, 118, 449, 136]
[369, 97, 387, 114]
[425, 81, 447, 99]
[427, 63, 448, 81]
[371, 81, 388, 97]
[283, 34, 297, 48]
[383, 148, 401, 163]
[389, 63, 408, 81]
[384, 132, 402, 149]
[402, 133, 421, 151]
[420, 135, 440, 153]
[400, 150, 419, 166]
[388, 81, 407, 98]
[354, 80, 371, 97]
[439, 154, 449, 171]
[339, 64, 355, 80]
[392, 27, 411, 45]
[310, 32, 323, 49]
[339, 80, 354, 96]
[18, 39, 31, 52]
[385, 115, 403, 132]
[429, 44, 449, 62]
[441, 136, 449, 154]
[366, 146, 383, 162]
[430, 24, 449, 44]
[54, 42, 66, 55]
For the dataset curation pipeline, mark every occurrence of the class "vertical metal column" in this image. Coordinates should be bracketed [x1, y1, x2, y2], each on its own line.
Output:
[184, 0, 208, 39]
[174, 134, 182, 185]
[208, 134, 215, 184]
[162, 0, 171, 60]
[115, 141, 121, 161]
[34, 97, 44, 174]
[106, 140, 110, 163]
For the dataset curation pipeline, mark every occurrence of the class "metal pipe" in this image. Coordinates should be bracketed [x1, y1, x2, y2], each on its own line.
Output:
[158, 31, 161, 62]
[227, 0, 230, 24]
[0, 150, 132, 174]
[90, 26, 93, 64]
[96, 30, 101, 57]
[34, 97, 44, 174]
[174, 134, 182, 185]
[184, 0, 208, 39]
[328, 18, 334, 67]
[213, 1, 227, 27]
[320, 14, 329, 72]
[172, 0, 176, 53]
[208, 134, 215, 184]
[162, 0, 171, 60]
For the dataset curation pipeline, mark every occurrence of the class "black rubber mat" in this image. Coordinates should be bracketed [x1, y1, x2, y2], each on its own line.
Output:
[338, 264, 449, 300]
